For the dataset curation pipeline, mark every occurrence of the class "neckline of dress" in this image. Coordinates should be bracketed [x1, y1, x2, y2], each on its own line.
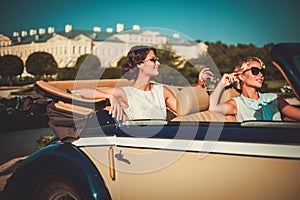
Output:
[133, 83, 155, 92]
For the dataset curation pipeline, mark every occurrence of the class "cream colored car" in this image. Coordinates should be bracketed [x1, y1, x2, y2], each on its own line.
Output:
[3, 43, 300, 200]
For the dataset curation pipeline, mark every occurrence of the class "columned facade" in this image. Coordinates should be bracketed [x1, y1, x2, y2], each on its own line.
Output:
[0, 24, 208, 76]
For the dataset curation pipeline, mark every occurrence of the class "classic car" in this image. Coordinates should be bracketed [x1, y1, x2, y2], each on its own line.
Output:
[2, 43, 300, 200]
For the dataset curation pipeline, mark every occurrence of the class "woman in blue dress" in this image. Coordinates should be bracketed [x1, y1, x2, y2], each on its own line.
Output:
[209, 57, 300, 122]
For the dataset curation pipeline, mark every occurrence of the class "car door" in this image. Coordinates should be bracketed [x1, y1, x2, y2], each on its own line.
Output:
[112, 121, 300, 200]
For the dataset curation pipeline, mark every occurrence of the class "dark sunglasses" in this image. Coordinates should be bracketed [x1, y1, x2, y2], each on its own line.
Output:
[244, 67, 266, 76]
[143, 57, 159, 63]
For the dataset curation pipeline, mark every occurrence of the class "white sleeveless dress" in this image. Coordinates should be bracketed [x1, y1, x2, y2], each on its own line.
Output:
[233, 92, 282, 122]
[122, 84, 167, 120]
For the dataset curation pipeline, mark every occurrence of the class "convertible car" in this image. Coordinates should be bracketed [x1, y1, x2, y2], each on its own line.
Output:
[3, 43, 300, 200]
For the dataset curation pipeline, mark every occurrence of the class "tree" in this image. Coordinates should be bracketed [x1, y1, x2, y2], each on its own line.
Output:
[116, 56, 127, 69]
[152, 46, 187, 86]
[56, 67, 78, 80]
[74, 54, 103, 79]
[0, 55, 24, 86]
[101, 67, 122, 79]
[26, 52, 58, 79]
[205, 41, 281, 81]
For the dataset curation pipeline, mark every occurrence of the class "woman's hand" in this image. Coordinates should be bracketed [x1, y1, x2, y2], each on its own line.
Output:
[108, 88, 127, 122]
[109, 94, 124, 122]
[198, 68, 214, 87]
[219, 73, 237, 88]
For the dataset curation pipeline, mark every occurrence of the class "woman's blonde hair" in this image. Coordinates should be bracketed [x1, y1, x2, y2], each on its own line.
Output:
[233, 57, 265, 90]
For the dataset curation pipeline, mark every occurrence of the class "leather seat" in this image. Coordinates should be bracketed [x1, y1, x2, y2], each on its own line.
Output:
[172, 87, 240, 122]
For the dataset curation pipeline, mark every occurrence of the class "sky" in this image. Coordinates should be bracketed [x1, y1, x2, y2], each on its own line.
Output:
[1, 0, 300, 47]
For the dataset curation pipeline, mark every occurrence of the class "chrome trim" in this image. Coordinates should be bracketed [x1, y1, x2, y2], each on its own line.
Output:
[73, 136, 300, 159]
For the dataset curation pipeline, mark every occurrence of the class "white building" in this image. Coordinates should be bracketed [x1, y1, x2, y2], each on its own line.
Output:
[0, 23, 208, 76]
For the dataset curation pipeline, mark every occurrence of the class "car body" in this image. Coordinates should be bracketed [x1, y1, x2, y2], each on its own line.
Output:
[3, 43, 300, 200]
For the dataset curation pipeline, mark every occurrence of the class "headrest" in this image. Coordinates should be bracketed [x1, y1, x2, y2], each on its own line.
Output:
[222, 87, 240, 103]
[176, 87, 209, 116]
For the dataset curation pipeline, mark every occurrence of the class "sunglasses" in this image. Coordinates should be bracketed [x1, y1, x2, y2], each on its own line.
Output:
[143, 57, 159, 63]
[244, 67, 266, 76]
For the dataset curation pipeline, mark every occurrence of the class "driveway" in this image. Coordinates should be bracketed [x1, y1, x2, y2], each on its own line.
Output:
[0, 127, 54, 194]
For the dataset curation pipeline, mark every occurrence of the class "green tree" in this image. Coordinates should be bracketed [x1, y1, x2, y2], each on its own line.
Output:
[75, 54, 103, 79]
[152, 46, 187, 86]
[0, 55, 24, 86]
[26, 52, 58, 79]
[181, 52, 218, 85]
[205, 41, 281, 82]
[56, 67, 78, 80]
[101, 67, 122, 79]
[116, 56, 127, 69]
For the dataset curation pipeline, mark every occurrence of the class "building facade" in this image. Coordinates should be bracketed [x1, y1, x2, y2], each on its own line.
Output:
[0, 23, 208, 76]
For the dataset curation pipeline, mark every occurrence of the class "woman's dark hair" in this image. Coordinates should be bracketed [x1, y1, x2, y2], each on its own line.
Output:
[122, 45, 156, 80]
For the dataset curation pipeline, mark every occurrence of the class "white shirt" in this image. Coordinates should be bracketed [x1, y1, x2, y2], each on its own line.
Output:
[122, 84, 166, 120]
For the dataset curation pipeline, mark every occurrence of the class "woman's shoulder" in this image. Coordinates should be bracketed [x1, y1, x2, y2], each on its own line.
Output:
[113, 87, 127, 96]
[259, 92, 278, 101]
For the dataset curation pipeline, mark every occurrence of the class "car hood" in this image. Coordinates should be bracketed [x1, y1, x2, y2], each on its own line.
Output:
[270, 43, 300, 99]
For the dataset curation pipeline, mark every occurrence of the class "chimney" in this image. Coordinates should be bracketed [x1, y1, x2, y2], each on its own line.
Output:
[39, 28, 45, 35]
[21, 30, 27, 37]
[65, 24, 72, 33]
[48, 27, 55, 34]
[29, 29, 37, 36]
[13, 32, 19, 37]
[106, 27, 113, 33]
[132, 24, 140, 31]
[93, 26, 101, 32]
[116, 23, 124, 32]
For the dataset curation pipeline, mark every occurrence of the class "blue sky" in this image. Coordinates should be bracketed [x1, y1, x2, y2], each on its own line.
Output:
[1, 0, 299, 47]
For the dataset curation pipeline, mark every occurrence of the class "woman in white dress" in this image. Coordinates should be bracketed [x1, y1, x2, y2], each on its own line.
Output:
[80, 45, 213, 121]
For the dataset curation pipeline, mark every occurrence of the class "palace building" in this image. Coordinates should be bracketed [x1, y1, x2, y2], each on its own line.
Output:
[0, 23, 207, 76]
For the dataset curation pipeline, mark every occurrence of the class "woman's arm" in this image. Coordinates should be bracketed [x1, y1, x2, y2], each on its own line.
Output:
[278, 97, 300, 121]
[164, 86, 177, 113]
[209, 73, 237, 115]
[79, 87, 114, 99]
[80, 87, 128, 121]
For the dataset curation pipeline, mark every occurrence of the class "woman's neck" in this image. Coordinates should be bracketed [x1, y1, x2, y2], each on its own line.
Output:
[242, 87, 259, 100]
[133, 75, 152, 91]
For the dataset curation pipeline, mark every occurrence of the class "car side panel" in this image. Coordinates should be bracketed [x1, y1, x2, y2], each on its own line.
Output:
[80, 146, 122, 200]
[115, 146, 300, 200]
[3, 143, 111, 200]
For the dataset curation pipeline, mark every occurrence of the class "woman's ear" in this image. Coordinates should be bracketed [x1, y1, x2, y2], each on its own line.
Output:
[136, 63, 143, 69]
[238, 73, 244, 82]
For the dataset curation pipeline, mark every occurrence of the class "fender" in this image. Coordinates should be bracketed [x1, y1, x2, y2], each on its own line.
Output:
[3, 143, 111, 200]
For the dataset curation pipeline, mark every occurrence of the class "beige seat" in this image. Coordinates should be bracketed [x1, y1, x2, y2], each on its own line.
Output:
[172, 87, 240, 122]
[172, 110, 237, 122]
[222, 87, 240, 103]
[38, 79, 240, 122]
[176, 87, 209, 116]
